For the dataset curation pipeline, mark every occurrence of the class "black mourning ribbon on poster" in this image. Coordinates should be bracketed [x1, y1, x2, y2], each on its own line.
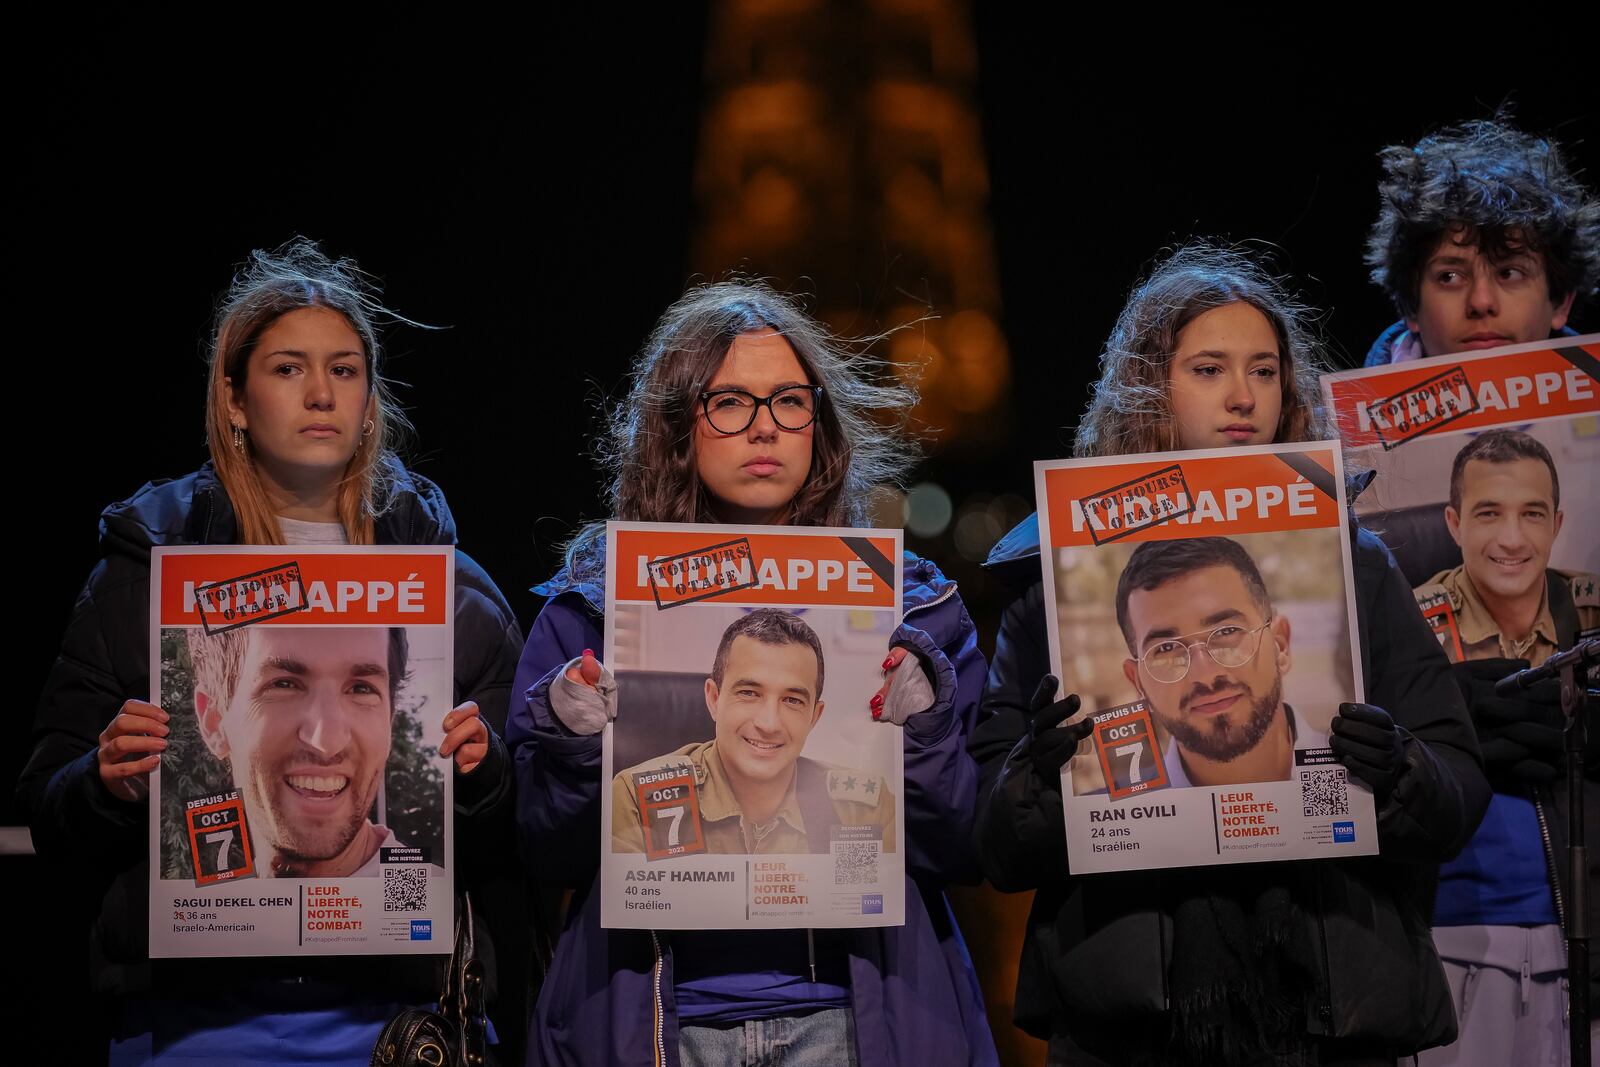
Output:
[840, 536, 896, 588]
[1554, 345, 1600, 384]
[1270, 451, 1338, 502]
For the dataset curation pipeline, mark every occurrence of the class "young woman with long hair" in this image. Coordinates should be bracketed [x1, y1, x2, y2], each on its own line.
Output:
[509, 280, 998, 1067]
[18, 239, 523, 1065]
[971, 243, 1489, 1066]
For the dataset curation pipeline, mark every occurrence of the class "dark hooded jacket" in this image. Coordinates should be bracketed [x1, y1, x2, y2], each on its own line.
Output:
[969, 514, 1490, 1062]
[17, 461, 523, 1007]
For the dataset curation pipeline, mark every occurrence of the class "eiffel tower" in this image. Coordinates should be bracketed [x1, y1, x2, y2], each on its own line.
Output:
[690, 0, 1012, 451]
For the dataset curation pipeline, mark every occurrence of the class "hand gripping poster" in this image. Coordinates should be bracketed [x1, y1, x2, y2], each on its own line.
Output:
[601, 522, 906, 929]
[1321, 335, 1599, 667]
[149, 546, 454, 958]
[1035, 442, 1376, 874]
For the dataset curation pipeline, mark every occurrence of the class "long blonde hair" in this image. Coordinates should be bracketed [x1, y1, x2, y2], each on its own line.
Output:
[205, 239, 414, 544]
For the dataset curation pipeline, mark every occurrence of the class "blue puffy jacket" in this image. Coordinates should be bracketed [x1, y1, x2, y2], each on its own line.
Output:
[508, 548, 999, 1067]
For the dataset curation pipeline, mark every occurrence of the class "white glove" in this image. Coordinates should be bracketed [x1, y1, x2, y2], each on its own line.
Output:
[547, 652, 618, 736]
[872, 653, 936, 726]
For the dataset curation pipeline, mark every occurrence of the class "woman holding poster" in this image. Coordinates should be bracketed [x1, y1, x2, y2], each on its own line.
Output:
[16, 240, 524, 1065]
[508, 281, 996, 1066]
[970, 243, 1489, 1066]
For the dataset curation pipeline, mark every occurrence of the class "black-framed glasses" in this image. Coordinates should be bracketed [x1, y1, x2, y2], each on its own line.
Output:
[699, 385, 824, 435]
[1133, 621, 1273, 684]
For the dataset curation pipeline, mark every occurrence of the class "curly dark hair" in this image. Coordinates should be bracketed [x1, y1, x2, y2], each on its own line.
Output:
[1366, 119, 1600, 319]
[564, 281, 919, 574]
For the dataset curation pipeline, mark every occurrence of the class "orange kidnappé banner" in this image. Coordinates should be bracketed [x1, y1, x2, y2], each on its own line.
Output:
[1322, 337, 1600, 450]
[156, 551, 450, 630]
[602, 521, 906, 932]
[1321, 335, 1600, 668]
[609, 527, 898, 609]
[1034, 442, 1376, 875]
[1040, 446, 1343, 550]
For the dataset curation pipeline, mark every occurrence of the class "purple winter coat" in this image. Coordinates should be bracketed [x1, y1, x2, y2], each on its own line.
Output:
[508, 549, 998, 1067]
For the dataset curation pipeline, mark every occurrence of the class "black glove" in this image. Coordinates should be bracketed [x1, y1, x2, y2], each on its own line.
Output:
[1452, 657, 1530, 704]
[1452, 659, 1563, 787]
[1025, 675, 1093, 787]
[1330, 702, 1404, 800]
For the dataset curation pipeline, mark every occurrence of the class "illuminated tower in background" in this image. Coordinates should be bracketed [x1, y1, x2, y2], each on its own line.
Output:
[691, 0, 1011, 455]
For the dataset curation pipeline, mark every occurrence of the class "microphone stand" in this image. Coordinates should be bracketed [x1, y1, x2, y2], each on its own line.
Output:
[1499, 637, 1598, 1067]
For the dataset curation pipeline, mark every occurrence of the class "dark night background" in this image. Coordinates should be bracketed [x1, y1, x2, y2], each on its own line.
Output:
[9, 11, 1596, 1061]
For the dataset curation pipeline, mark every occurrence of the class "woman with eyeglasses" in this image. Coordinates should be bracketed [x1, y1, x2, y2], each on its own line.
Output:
[507, 281, 998, 1067]
[969, 243, 1489, 1067]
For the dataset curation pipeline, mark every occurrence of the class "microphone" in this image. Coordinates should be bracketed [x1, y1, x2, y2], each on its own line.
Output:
[1495, 638, 1600, 697]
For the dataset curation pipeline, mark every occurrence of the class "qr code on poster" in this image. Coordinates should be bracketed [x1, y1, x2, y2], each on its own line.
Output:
[383, 867, 428, 912]
[1300, 767, 1350, 817]
[832, 842, 880, 885]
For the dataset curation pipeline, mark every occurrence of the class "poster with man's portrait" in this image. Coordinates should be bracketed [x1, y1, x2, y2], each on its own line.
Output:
[148, 547, 454, 958]
[1322, 336, 1600, 672]
[601, 522, 906, 930]
[1035, 442, 1377, 874]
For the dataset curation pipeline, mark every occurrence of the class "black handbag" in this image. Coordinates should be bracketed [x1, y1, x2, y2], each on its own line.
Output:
[370, 895, 487, 1067]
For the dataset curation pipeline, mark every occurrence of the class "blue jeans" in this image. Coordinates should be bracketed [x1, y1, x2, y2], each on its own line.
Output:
[679, 1007, 859, 1067]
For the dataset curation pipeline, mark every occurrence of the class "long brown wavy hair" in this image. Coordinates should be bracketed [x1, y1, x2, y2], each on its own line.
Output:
[205, 239, 414, 545]
[1073, 243, 1334, 458]
[566, 281, 919, 572]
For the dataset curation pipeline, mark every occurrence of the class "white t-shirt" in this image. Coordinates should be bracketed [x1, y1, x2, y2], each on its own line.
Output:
[277, 516, 348, 545]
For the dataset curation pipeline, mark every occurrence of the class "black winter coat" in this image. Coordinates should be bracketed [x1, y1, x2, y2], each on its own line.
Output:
[969, 515, 1490, 1060]
[17, 462, 523, 1003]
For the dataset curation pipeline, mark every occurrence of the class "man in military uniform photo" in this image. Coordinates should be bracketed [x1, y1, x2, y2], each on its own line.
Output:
[610, 607, 895, 856]
[1409, 426, 1599, 1067]
[1414, 429, 1599, 665]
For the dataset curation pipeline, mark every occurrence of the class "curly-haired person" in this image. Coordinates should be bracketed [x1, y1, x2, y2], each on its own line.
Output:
[1364, 117, 1600, 365]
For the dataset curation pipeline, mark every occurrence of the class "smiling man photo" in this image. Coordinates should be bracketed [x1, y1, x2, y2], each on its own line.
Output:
[1115, 536, 1328, 788]
[611, 607, 895, 855]
[187, 624, 412, 878]
[1416, 429, 1597, 665]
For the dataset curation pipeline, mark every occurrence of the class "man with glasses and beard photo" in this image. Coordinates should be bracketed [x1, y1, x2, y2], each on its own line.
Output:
[1115, 536, 1327, 788]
